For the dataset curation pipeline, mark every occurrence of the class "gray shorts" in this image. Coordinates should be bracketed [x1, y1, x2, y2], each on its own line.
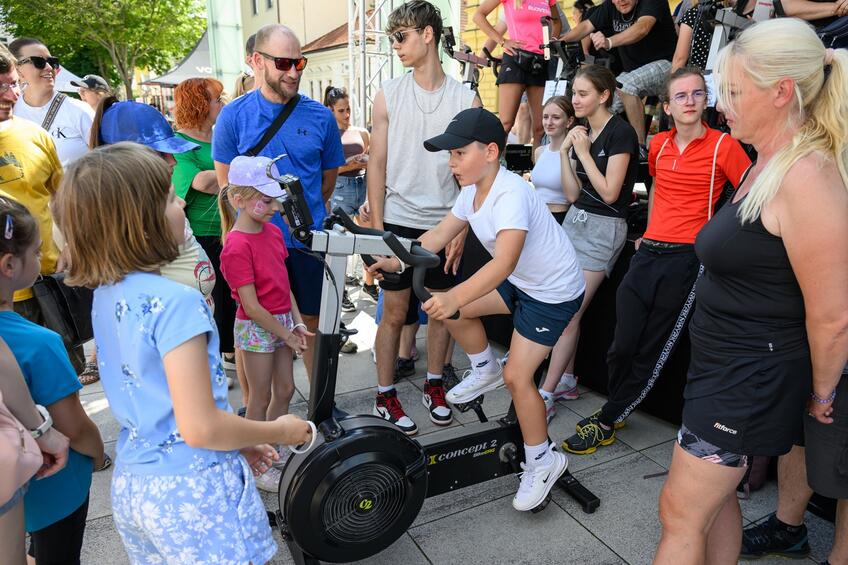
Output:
[611, 60, 672, 114]
[562, 206, 627, 275]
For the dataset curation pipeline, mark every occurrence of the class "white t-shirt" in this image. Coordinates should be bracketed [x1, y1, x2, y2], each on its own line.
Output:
[14, 91, 94, 168]
[451, 166, 585, 304]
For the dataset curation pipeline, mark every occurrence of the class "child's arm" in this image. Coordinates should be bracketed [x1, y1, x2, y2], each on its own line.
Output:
[425, 229, 525, 320]
[367, 213, 468, 275]
[288, 291, 313, 350]
[237, 285, 307, 354]
[165, 335, 312, 450]
[47, 393, 105, 469]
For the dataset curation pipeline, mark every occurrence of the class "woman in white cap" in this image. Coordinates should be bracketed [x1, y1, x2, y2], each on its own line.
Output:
[70, 74, 111, 110]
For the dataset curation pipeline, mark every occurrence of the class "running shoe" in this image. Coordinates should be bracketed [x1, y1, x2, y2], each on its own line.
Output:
[740, 513, 810, 560]
[446, 362, 504, 404]
[552, 375, 579, 401]
[563, 421, 616, 455]
[394, 357, 415, 382]
[362, 283, 379, 302]
[341, 290, 356, 312]
[575, 409, 626, 432]
[345, 274, 360, 287]
[254, 467, 282, 493]
[423, 379, 452, 425]
[542, 393, 557, 423]
[512, 444, 569, 511]
[374, 389, 418, 435]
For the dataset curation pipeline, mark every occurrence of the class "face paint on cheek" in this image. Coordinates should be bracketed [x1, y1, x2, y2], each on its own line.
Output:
[253, 200, 269, 215]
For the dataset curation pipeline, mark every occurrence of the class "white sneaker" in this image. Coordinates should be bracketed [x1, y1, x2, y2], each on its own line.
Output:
[272, 445, 291, 470]
[541, 392, 557, 423]
[552, 375, 579, 401]
[254, 467, 282, 493]
[512, 444, 568, 512]
[445, 362, 504, 404]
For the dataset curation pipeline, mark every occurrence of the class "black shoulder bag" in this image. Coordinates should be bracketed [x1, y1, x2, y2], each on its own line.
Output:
[245, 94, 300, 156]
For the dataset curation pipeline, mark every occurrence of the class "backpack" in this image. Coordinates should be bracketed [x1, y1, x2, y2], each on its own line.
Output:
[0, 389, 43, 507]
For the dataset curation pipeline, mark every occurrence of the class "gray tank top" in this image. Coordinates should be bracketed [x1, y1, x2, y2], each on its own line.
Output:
[383, 73, 476, 228]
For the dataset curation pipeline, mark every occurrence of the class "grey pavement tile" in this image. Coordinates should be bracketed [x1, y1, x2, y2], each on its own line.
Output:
[548, 407, 637, 473]
[79, 378, 104, 396]
[560, 390, 608, 419]
[413, 474, 517, 527]
[81, 515, 130, 565]
[615, 411, 679, 451]
[268, 532, 428, 565]
[806, 511, 836, 563]
[739, 479, 779, 523]
[409, 495, 625, 565]
[551, 452, 667, 565]
[641, 439, 676, 470]
[88, 441, 117, 521]
[81, 392, 121, 444]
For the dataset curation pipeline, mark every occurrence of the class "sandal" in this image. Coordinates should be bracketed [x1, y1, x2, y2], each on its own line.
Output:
[79, 362, 100, 386]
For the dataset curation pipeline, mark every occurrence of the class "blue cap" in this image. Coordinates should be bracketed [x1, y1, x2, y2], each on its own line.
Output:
[228, 156, 284, 197]
[100, 101, 199, 154]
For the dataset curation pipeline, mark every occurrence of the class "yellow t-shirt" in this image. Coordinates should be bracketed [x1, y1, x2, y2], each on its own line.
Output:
[0, 117, 63, 301]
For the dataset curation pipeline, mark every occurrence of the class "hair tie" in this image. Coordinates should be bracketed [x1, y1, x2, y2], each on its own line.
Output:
[823, 48, 835, 80]
[3, 214, 12, 240]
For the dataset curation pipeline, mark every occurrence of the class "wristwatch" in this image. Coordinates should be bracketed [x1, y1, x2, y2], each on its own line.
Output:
[30, 404, 53, 439]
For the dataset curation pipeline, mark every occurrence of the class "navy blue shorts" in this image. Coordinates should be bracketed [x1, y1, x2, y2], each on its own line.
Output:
[285, 248, 325, 316]
[496, 280, 583, 347]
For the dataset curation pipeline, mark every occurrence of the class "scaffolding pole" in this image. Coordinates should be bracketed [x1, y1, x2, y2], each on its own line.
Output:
[348, 0, 397, 127]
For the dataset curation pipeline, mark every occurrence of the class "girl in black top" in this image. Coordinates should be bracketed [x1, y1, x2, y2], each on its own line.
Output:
[655, 20, 848, 564]
[539, 65, 638, 420]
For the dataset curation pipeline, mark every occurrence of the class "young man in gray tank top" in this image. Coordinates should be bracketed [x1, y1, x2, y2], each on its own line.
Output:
[366, 0, 479, 434]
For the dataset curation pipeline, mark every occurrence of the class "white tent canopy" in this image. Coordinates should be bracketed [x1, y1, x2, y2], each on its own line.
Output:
[143, 31, 212, 86]
[54, 66, 85, 93]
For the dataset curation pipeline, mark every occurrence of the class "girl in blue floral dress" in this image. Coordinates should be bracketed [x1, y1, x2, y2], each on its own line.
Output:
[54, 142, 313, 565]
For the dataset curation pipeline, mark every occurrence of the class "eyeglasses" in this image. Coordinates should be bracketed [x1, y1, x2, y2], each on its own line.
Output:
[17, 56, 60, 71]
[671, 90, 706, 104]
[257, 52, 308, 72]
[388, 28, 421, 45]
[0, 81, 22, 94]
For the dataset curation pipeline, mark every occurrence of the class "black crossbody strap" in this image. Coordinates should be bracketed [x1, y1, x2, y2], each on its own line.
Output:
[41, 92, 67, 131]
[245, 94, 300, 156]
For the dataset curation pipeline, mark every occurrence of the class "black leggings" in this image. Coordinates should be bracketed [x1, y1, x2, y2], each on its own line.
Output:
[195, 235, 238, 353]
[28, 496, 89, 564]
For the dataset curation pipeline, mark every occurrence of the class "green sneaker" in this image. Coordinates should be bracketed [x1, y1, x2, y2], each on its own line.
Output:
[562, 422, 616, 455]
[575, 409, 625, 433]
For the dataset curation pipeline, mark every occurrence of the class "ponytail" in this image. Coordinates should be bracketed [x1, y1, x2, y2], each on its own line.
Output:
[89, 95, 120, 149]
[217, 184, 264, 244]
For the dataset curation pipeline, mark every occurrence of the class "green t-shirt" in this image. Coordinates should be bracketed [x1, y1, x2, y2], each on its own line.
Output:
[171, 132, 221, 237]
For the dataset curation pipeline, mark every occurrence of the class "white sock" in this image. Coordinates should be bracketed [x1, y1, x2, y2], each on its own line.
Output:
[524, 441, 552, 468]
[539, 389, 553, 401]
[468, 346, 496, 373]
[426, 372, 441, 382]
[560, 372, 577, 389]
[377, 385, 394, 394]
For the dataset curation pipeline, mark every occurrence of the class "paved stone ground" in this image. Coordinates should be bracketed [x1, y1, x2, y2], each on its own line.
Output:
[78, 285, 835, 564]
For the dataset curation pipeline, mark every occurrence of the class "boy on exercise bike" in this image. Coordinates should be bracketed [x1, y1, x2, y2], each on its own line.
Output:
[369, 107, 586, 511]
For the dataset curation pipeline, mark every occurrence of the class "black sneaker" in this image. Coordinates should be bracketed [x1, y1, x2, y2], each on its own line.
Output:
[423, 379, 452, 425]
[373, 389, 417, 435]
[442, 363, 459, 389]
[341, 290, 356, 312]
[575, 409, 626, 432]
[740, 513, 810, 560]
[562, 422, 615, 455]
[362, 283, 379, 302]
[394, 357, 415, 382]
[345, 274, 360, 287]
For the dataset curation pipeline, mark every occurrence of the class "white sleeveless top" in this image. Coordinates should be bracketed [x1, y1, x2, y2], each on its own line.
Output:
[530, 145, 568, 206]
[383, 73, 476, 229]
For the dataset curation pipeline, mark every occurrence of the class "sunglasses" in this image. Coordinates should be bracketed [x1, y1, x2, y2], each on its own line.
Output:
[0, 81, 22, 94]
[17, 56, 60, 71]
[388, 28, 421, 45]
[257, 51, 307, 72]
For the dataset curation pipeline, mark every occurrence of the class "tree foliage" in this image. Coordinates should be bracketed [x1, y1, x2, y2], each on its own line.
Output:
[0, 0, 205, 98]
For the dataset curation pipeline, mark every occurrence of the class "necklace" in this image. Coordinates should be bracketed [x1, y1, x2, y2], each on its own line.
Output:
[619, 8, 636, 23]
[411, 74, 448, 115]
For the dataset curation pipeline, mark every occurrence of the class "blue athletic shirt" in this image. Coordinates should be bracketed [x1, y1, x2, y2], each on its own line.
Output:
[92, 272, 234, 475]
[212, 90, 345, 248]
[0, 311, 93, 533]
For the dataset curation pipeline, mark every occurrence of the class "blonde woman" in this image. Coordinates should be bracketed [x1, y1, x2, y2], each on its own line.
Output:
[655, 19, 848, 564]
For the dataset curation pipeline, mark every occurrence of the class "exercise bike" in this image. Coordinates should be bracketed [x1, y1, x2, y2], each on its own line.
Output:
[442, 26, 502, 92]
[263, 160, 599, 563]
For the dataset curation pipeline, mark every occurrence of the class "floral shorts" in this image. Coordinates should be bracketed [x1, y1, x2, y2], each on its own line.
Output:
[111, 454, 276, 565]
[234, 312, 293, 353]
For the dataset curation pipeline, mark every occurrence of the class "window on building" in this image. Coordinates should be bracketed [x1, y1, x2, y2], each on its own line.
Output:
[252, 0, 258, 15]
[267, 0, 274, 9]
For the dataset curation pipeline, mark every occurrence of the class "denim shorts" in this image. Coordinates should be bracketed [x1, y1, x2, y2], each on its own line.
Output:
[234, 312, 293, 353]
[111, 454, 276, 565]
[331, 175, 366, 216]
[496, 280, 583, 347]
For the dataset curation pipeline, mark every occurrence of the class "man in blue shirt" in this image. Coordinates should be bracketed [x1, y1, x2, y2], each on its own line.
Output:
[213, 24, 344, 378]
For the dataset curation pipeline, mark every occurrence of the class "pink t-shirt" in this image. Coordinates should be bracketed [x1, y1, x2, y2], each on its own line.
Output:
[501, 0, 556, 55]
[220, 223, 292, 320]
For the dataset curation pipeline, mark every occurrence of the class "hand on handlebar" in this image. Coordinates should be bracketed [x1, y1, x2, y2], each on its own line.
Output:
[589, 32, 608, 51]
[422, 291, 460, 321]
[366, 256, 402, 281]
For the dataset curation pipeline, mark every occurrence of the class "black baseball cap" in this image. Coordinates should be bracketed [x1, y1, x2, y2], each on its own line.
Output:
[70, 74, 111, 92]
[424, 107, 506, 153]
